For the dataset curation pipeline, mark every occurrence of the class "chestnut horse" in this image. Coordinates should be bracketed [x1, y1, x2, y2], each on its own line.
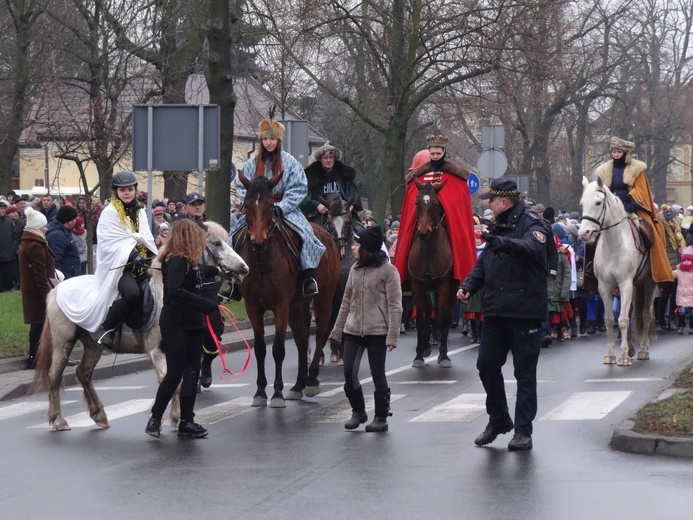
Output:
[407, 179, 456, 368]
[233, 172, 340, 407]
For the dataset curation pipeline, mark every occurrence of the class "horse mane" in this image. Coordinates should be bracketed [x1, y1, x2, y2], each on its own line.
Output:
[204, 220, 229, 241]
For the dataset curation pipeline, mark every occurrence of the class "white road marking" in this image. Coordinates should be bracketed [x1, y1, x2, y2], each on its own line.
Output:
[584, 378, 664, 383]
[193, 397, 256, 424]
[66, 386, 148, 391]
[314, 395, 405, 423]
[410, 393, 491, 422]
[29, 399, 152, 429]
[206, 383, 249, 388]
[540, 391, 632, 421]
[0, 401, 77, 421]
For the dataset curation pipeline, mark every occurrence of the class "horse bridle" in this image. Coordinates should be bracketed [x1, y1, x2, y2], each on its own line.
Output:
[327, 210, 353, 257]
[581, 187, 628, 232]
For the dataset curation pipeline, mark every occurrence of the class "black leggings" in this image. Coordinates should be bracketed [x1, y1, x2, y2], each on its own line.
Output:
[118, 270, 141, 305]
[342, 334, 388, 393]
[151, 328, 203, 423]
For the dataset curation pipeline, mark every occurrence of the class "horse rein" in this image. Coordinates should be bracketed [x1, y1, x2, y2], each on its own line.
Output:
[408, 214, 453, 282]
[581, 188, 628, 232]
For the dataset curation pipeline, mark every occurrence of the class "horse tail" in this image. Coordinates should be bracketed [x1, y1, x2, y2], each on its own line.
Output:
[27, 318, 53, 395]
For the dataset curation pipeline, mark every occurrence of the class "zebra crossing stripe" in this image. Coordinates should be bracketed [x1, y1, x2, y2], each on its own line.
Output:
[0, 401, 77, 421]
[539, 391, 631, 421]
[29, 399, 152, 429]
[410, 393, 490, 422]
[314, 395, 405, 423]
[194, 397, 256, 424]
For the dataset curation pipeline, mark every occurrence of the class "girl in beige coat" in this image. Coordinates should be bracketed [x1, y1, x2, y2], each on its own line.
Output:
[329, 225, 402, 432]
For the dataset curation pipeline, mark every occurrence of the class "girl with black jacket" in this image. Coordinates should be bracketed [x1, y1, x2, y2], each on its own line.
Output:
[145, 219, 220, 439]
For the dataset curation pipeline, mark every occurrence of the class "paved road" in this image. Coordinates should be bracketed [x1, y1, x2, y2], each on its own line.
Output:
[1, 329, 693, 519]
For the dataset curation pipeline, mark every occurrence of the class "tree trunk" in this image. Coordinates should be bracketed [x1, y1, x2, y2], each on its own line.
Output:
[373, 115, 408, 220]
[205, 0, 235, 229]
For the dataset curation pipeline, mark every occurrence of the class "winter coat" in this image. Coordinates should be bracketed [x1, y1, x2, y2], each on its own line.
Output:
[46, 220, 82, 278]
[300, 160, 363, 224]
[0, 215, 18, 262]
[548, 247, 571, 312]
[329, 255, 403, 347]
[662, 215, 685, 270]
[674, 269, 693, 308]
[18, 229, 56, 324]
[461, 202, 550, 321]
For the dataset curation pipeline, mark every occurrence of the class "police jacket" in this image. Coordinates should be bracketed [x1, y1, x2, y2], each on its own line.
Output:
[460, 202, 549, 321]
[46, 220, 82, 278]
[159, 256, 220, 330]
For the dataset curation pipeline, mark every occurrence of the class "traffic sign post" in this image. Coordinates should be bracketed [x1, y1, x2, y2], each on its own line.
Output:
[477, 149, 508, 179]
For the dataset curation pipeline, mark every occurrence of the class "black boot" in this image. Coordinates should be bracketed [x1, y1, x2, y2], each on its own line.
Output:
[97, 299, 129, 350]
[689, 316, 693, 335]
[366, 389, 391, 432]
[597, 316, 606, 332]
[678, 315, 686, 335]
[301, 268, 319, 297]
[585, 320, 596, 334]
[200, 353, 215, 388]
[344, 386, 368, 430]
[145, 416, 162, 438]
[470, 320, 478, 343]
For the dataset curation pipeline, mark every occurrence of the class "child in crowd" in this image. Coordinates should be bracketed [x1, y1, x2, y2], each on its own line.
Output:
[674, 247, 693, 335]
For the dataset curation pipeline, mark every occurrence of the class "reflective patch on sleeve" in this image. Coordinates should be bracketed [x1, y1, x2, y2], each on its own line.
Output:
[532, 230, 547, 243]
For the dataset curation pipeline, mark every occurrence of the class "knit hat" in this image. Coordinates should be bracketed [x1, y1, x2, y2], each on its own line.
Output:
[570, 211, 581, 221]
[390, 221, 399, 230]
[158, 222, 170, 232]
[25, 207, 48, 230]
[153, 206, 166, 215]
[354, 225, 384, 253]
[663, 208, 677, 222]
[552, 222, 571, 245]
[72, 216, 85, 235]
[543, 206, 556, 223]
[314, 144, 342, 161]
[56, 205, 78, 224]
[5, 205, 18, 215]
[566, 223, 580, 238]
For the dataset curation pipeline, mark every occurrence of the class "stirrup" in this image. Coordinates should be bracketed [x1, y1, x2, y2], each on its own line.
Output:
[97, 329, 119, 351]
[302, 278, 319, 298]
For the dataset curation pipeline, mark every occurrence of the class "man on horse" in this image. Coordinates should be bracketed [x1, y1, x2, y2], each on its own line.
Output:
[583, 136, 673, 290]
[300, 144, 363, 229]
[232, 107, 325, 297]
[393, 135, 477, 286]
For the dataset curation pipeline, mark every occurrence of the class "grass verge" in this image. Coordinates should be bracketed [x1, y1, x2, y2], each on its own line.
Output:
[0, 290, 248, 360]
[632, 361, 693, 437]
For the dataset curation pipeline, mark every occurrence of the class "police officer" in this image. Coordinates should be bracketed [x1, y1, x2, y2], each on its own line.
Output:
[457, 178, 550, 451]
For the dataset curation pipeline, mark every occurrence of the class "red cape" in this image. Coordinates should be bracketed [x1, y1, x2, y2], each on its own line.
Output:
[393, 152, 477, 284]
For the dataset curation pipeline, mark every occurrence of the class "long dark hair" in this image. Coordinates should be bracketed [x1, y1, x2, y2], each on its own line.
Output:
[356, 247, 380, 267]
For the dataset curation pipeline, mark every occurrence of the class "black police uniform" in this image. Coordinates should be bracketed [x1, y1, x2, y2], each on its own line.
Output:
[460, 201, 549, 437]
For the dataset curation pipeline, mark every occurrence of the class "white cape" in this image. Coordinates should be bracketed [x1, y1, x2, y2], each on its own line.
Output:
[56, 204, 157, 332]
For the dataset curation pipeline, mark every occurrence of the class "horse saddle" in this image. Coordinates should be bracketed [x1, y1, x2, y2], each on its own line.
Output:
[630, 218, 653, 254]
[232, 218, 302, 271]
[123, 275, 156, 331]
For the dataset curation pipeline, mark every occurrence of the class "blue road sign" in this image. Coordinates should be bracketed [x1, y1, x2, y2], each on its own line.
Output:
[468, 172, 480, 195]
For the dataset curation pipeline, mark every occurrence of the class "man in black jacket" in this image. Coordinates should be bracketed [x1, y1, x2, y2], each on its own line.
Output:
[457, 178, 551, 451]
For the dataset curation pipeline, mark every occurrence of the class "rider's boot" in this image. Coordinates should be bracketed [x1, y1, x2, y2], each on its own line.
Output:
[301, 268, 319, 298]
[97, 299, 129, 350]
[344, 386, 368, 430]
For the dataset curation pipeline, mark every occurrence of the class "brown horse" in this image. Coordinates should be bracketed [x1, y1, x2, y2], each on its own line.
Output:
[233, 172, 340, 407]
[407, 179, 457, 368]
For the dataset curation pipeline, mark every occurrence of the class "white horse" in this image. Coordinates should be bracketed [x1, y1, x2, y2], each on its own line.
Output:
[30, 221, 249, 431]
[578, 176, 657, 366]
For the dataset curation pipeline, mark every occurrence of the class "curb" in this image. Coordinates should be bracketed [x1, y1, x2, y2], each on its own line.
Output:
[611, 387, 693, 458]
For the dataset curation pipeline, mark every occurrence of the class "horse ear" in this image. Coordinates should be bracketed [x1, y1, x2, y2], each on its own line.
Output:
[266, 170, 285, 190]
[238, 171, 251, 189]
[582, 176, 589, 189]
[596, 175, 604, 188]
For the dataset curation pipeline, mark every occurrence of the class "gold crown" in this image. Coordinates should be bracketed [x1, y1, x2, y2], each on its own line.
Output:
[426, 135, 448, 148]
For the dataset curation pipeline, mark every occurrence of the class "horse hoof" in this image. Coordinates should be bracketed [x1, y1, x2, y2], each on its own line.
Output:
[269, 397, 286, 408]
[96, 420, 110, 429]
[617, 356, 632, 366]
[54, 422, 72, 432]
[286, 390, 303, 400]
[603, 355, 617, 365]
[330, 354, 339, 363]
[304, 386, 320, 398]
[637, 351, 650, 361]
[423, 348, 432, 357]
[252, 396, 268, 407]
[412, 358, 425, 368]
[438, 357, 452, 368]
[337, 358, 344, 366]
[627, 345, 636, 358]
